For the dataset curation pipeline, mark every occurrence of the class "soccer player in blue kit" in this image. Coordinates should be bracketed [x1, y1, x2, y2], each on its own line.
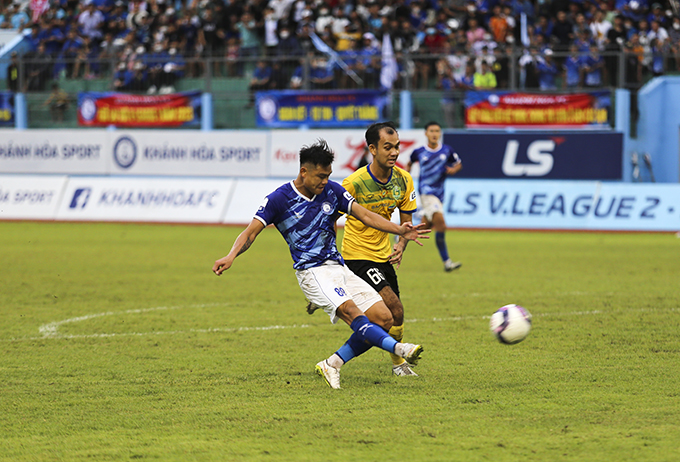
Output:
[407, 121, 462, 272]
[212, 140, 429, 389]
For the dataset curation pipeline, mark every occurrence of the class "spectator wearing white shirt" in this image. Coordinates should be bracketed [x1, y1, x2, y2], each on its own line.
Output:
[589, 10, 612, 50]
[263, 7, 279, 55]
[647, 19, 669, 44]
[78, 1, 104, 41]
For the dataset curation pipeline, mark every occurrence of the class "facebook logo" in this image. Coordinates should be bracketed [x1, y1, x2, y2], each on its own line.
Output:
[69, 188, 92, 209]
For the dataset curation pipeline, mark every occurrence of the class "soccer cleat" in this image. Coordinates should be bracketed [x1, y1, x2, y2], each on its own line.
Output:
[315, 360, 341, 389]
[400, 343, 424, 366]
[392, 362, 419, 377]
[444, 260, 462, 272]
[306, 301, 321, 315]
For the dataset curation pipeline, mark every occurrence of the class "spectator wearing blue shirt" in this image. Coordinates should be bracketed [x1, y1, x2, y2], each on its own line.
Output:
[582, 44, 605, 87]
[563, 43, 583, 87]
[145, 42, 172, 94]
[310, 56, 335, 89]
[10, 5, 30, 30]
[536, 49, 558, 89]
[26, 25, 42, 51]
[41, 20, 66, 56]
[534, 15, 554, 42]
[458, 62, 476, 89]
[248, 59, 273, 105]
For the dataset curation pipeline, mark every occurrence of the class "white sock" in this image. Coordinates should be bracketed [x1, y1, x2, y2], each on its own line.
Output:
[394, 343, 406, 358]
[327, 353, 344, 370]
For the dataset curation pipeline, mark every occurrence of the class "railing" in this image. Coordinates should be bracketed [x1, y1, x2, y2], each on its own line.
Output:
[1, 49, 676, 128]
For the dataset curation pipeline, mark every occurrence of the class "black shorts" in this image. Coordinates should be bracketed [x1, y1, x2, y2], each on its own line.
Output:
[345, 260, 400, 298]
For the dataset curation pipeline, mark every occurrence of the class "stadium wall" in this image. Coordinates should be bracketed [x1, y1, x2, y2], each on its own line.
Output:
[629, 76, 680, 184]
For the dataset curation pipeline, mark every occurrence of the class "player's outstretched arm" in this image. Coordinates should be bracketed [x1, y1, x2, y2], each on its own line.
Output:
[446, 161, 462, 176]
[213, 219, 266, 275]
[350, 203, 430, 246]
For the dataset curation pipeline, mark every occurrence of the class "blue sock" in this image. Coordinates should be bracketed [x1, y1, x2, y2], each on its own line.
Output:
[335, 332, 372, 363]
[350, 315, 397, 353]
[436, 232, 450, 262]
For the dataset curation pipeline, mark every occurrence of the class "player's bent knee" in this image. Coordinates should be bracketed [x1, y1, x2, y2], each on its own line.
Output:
[336, 300, 364, 325]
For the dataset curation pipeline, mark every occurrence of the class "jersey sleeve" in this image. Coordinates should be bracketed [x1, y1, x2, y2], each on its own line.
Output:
[410, 148, 420, 165]
[254, 190, 283, 226]
[399, 171, 418, 214]
[330, 180, 355, 216]
[446, 146, 461, 165]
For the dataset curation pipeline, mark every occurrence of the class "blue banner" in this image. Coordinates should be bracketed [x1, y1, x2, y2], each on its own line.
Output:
[438, 179, 680, 231]
[0, 92, 14, 127]
[443, 131, 622, 180]
[255, 90, 388, 128]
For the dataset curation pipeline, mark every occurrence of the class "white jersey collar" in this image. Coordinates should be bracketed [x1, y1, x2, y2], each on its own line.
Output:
[290, 180, 315, 202]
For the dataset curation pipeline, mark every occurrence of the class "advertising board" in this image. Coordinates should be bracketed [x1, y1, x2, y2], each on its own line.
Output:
[444, 131, 622, 180]
[0, 174, 67, 219]
[256, 90, 388, 128]
[108, 131, 269, 177]
[56, 177, 234, 223]
[269, 129, 427, 179]
[0, 129, 108, 174]
[440, 179, 680, 231]
[464, 91, 611, 128]
[78, 91, 201, 128]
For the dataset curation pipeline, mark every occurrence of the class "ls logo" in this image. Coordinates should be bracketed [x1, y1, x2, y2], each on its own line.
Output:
[502, 140, 555, 177]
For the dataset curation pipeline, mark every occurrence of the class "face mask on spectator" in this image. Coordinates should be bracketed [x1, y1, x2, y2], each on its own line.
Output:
[280, 30, 290, 39]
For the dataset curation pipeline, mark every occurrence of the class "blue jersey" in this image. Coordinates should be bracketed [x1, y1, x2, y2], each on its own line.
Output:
[563, 55, 583, 87]
[410, 144, 461, 202]
[254, 180, 354, 270]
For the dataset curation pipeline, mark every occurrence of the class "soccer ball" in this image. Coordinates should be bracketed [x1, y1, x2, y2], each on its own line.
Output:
[490, 304, 532, 344]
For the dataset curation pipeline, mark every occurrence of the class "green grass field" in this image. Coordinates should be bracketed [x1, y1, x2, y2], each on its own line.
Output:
[1, 221, 679, 461]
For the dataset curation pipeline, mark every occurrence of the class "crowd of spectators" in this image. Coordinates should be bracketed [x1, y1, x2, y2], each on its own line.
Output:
[3, 0, 680, 93]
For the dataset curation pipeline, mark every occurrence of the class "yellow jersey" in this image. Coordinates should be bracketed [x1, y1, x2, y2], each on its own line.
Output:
[342, 165, 417, 262]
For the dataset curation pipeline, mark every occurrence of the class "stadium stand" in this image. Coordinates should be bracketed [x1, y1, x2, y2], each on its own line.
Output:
[1, 0, 679, 128]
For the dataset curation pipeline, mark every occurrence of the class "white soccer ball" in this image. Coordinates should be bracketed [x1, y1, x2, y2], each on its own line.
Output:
[490, 304, 532, 344]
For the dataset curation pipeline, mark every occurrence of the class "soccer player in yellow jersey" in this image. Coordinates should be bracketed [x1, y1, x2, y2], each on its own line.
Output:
[342, 121, 420, 377]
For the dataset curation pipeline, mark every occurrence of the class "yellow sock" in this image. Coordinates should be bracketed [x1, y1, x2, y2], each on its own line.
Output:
[389, 324, 405, 366]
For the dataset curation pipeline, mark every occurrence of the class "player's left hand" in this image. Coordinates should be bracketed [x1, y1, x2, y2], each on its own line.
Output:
[400, 222, 430, 246]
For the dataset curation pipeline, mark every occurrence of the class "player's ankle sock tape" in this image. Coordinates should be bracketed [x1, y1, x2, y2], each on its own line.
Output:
[350, 315, 397, 353]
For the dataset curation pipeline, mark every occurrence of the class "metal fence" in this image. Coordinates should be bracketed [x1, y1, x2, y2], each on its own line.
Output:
[1, 48, 675, 128]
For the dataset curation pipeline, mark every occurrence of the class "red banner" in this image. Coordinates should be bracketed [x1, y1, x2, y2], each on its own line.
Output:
[464, 91, 611, 128]
[30, 0, 49, 23]
[77, 92, 201, 128]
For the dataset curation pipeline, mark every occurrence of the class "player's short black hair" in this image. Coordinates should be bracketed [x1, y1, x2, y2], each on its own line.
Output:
[365, 121, 398, 148]
[299, 139, 334, 167]
[424, 121, 441, 130]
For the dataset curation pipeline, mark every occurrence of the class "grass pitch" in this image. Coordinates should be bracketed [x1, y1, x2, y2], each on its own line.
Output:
[1, 221, 679, 461]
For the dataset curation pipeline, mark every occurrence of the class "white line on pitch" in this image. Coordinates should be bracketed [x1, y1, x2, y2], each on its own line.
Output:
[4, 306, 678, 343]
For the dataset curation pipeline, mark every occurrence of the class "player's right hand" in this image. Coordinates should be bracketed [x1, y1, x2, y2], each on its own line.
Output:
[212, 256, 233, 275]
